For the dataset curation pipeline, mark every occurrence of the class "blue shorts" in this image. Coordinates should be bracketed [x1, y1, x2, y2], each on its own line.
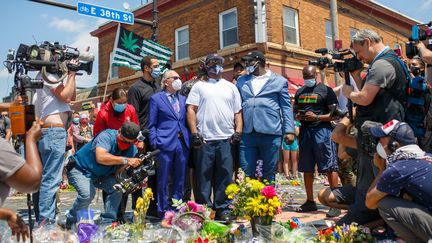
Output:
[282, 138, 298, 151]
[298, 126, 338, 173]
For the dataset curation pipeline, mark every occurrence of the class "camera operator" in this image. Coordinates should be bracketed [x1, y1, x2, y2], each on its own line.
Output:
[340, 29, 408, 225]
[63, 122, 140, 229]
[0, 122, 43, 242]
[32, 59, 78, 226]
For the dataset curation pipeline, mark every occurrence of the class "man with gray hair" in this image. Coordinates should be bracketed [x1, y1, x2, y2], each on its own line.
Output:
[333, 29, 409, 225]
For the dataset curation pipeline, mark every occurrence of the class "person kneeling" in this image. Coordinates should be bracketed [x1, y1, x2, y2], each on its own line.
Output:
[64, 122, 141, 229]
[366, 120, 432, 243]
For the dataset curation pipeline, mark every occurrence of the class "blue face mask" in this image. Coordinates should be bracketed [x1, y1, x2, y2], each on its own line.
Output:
[113, 103, 127, 113]
[73, 118, 79, 124]
[208, 65, 224, 75]
[304, 79, 316, 87]
[151, 67, 161, 78]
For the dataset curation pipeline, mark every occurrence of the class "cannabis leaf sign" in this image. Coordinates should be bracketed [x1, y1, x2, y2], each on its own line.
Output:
[120, 30, 140, 53]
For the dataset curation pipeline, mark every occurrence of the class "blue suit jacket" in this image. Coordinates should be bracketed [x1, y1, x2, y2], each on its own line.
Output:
[236, 72, 295, 135]
[148, 91, 190, 151]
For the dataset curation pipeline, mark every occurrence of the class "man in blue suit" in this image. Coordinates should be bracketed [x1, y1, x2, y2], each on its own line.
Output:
[237, 51, 295, 183]
[148, 70, 190, 218]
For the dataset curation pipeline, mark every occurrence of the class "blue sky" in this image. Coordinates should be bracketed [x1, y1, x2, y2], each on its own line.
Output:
[0, 0, 431, 100]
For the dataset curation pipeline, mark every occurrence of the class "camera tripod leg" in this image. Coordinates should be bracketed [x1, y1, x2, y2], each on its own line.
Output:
[27, 193, 33, 243]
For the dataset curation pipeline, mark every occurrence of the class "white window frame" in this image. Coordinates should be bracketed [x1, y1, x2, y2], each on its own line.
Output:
[283, 6, 299, 46]
[110, 52, 118, 79]
[175, 25, 190, 61]
[219, 7, 239, 49]
[325, 20, 333, 50]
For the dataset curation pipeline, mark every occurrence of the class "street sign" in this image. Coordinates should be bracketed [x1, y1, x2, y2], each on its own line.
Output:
[77, 2, 134, 25]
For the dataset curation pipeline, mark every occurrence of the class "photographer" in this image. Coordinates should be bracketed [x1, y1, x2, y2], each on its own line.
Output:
[63, 122, 140, 229]
[340, 29, 407, 225]
[365, 120, 432, 242]
[32, 60, 77, 225]
[0, 122, 43, 242]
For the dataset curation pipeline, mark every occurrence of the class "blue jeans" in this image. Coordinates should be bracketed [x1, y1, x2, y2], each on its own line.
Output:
[194, 139, 233, 216]
[33, 127, 67, 223]
[66, 167, 122, 225]
[239, 132, 281, 183]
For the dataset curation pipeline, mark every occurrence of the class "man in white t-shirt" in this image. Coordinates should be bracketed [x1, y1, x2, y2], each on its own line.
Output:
[186, 54, 242, 221]
[32, 60, 77, 226]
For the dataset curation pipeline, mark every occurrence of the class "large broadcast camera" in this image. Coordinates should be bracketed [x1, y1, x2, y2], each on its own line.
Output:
[406, 22, 432, 59]
[309, 48, 363, 72]
[113, 149, 160, 194]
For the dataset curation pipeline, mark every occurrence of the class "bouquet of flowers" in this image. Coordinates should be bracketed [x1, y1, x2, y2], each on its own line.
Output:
[225, 169, 282, 219]
[134, 187, 154, 230]
[316, 223, 374, 243]
[163, 200, 212, 230]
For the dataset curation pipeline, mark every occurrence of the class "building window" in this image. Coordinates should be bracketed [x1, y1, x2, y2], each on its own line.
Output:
[283, 6, 299, 45]
[350, 28, 359, 42]
[325, 20, 333, 50]
[219, 8, 238, 49]
[175, 26, 189, 61]
[110, 52, 118, 79]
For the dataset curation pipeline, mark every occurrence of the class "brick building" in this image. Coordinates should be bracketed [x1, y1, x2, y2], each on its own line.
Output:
[90, 0, 419, 98]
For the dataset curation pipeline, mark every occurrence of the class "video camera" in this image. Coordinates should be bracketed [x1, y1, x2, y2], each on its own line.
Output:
[406, 22, 432, 59]
[113, 149, 160, 194]
[309, 48, 363, 72]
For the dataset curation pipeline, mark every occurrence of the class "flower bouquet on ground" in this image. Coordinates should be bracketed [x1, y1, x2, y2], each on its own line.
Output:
[225, 169, 282, 236]
[272, 218, 317, 242]
[316, 223, 375, 243]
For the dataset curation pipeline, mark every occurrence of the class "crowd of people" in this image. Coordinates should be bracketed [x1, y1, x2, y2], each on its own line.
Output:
[0, 28, 431, 242]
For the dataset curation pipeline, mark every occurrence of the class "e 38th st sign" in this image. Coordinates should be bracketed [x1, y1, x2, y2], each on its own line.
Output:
[77, 1, 134, 25]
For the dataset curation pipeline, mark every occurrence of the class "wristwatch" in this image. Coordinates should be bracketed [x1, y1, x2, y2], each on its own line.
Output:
[122, 157, 128, 165]
[315, 114, 320, 121]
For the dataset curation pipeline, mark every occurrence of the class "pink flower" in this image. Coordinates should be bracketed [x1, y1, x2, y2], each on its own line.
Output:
[261, 186, 277, 199]
[196, 205, 205, 213]
[164, 210, 176, 225]
[187, 201, 198, 212]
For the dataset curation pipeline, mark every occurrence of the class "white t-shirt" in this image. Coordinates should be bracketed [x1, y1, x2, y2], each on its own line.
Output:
[338, 74, 359, 112]
[251, 70, 271, 95]
[186, 78, 242, 140]
[33, 72, 70, 119]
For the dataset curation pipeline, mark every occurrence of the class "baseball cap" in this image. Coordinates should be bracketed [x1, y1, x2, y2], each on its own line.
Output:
[120, 122, 140, 140]
[205, 53, 224, 64]
[241, 51, 266, 63]
[370, 119, 417, 145]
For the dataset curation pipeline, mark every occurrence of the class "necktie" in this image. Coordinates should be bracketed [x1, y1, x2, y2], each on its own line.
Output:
[170, 94, 180, 114]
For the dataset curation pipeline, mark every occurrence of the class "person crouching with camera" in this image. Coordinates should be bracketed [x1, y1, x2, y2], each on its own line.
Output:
[63, 122, 141, 229]
[31, 60, 78, 226]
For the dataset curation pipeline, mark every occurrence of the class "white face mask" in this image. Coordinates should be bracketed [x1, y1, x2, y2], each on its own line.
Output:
[304, 78, 316, 87]
[172, 79, 182, 91]
[376, 142, 388, 159]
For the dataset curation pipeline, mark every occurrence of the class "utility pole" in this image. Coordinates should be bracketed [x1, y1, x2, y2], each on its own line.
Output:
[330, 0, 340, 85]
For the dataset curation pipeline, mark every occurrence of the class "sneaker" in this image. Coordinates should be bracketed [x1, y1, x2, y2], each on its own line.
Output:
[326, 208, 341, 218]
[296, 201, 317, 212]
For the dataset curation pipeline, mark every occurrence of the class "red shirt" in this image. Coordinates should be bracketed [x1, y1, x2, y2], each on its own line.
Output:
[93, 100, 139, 136]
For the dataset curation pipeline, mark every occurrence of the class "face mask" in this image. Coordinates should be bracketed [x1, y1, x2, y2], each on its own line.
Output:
[73, 118, 79, 125]
[172, 79, 182, 91]
[304, 79, 316, 87]
[151, 67, 161, 78]
[80, 119, 88, 125]
[117, 136, 132, 151]
[376, 142, 388, 159]
[113, 103, 127, 113]
[246, 62, 259, 75]
[208, 65, 224, 75]
[410, 66, 421, 76]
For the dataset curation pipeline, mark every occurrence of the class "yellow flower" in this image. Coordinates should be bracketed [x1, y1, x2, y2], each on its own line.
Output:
[248, 179, 265, 192]
[225, 184, 240, 199]
[144, 188, 153, 199]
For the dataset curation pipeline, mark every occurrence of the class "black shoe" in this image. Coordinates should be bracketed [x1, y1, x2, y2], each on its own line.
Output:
[296, 201, 318, 212]
[218, 213, 235, 223]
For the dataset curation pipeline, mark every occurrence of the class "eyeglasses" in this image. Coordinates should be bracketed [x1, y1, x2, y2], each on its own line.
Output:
[167, 76, 180, 80]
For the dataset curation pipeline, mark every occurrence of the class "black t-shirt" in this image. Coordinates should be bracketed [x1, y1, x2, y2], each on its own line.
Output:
[294, 83, 338, 128]
[127, 78, 161, 131]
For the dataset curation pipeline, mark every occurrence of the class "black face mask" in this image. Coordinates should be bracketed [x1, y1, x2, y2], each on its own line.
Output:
[410, 66, 422, 77]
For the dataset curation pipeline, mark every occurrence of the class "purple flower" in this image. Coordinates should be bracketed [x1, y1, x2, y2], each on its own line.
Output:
[255, 160, 263, 178]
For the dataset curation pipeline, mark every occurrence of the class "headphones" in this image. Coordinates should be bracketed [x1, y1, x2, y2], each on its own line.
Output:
[386, 121, 407, 152]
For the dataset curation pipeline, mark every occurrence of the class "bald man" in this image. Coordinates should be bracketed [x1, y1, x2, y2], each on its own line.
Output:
[293, 65, 340, 216]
